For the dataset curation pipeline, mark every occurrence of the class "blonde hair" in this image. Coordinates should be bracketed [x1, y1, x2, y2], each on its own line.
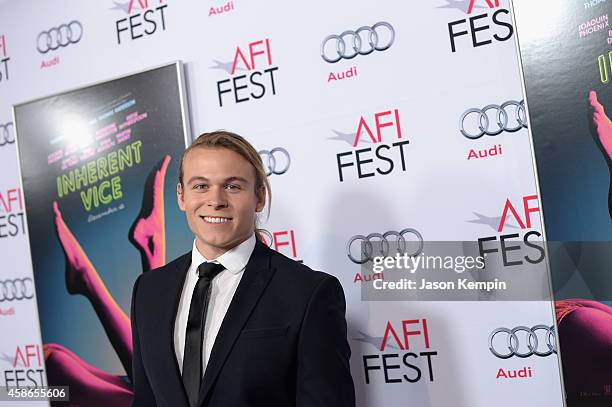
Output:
[179, 130, 271, 219]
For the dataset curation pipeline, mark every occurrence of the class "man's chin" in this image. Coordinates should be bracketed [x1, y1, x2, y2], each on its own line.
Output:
[196, 231, 253, 253]
[196, 236, 236, 253]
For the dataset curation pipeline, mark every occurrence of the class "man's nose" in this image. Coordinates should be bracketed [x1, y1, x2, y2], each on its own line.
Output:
[206, 187, 228, 208]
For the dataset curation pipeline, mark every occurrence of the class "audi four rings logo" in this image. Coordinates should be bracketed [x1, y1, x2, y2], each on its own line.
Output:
[0, 278, 34, 302]
[259, 147, 290, 176]
[460, 100, 528, 139]
[347, 229, 424, 264]
[37, 21, 83, 54]
[0, 122, 15, 146]
[489, 325, 557, 359]
[321, 22, 395, 63]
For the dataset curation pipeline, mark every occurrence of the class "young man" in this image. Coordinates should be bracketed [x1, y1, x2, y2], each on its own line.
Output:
[130, 131, 355, 407]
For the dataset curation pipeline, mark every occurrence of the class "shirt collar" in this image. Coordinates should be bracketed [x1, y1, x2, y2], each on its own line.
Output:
[191, 234, 256, 275]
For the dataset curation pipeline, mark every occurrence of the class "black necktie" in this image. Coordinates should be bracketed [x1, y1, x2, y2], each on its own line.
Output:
[182, 262, 225, 407]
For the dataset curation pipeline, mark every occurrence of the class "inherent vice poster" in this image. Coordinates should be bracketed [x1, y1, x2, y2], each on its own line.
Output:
[14, 62, 193, 405]
[513, 0, 611, 405]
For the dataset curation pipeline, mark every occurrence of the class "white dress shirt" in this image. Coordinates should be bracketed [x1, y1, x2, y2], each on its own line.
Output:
[173, 234, 255, 375]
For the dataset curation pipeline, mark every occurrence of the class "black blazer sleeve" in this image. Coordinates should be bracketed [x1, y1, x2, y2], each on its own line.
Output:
[131, 274, 157, 406]
[296, 275, 355, 407]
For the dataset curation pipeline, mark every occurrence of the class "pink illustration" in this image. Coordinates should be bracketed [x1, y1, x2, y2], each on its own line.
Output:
[556, 92, 612, 397]
[45, 155, 171, 405]
[589, 90, 612, 162]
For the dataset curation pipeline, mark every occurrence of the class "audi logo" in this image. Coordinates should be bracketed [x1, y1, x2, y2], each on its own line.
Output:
[459, 100, 528, 139]
[0, 278, 34, 302]
[489, 325, 557, 359]
[347, 229, 423, 264]
[321, 22, 395, 63]
[259, 147, 290, 176]
[37, 21, 83, 54]
[0, 122, 15, 146]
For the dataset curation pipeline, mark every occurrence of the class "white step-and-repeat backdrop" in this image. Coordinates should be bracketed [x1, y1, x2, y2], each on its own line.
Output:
[0, 1, 565, 406]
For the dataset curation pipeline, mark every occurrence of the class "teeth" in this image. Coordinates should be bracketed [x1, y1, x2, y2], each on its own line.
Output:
[203, 216, 229, 224]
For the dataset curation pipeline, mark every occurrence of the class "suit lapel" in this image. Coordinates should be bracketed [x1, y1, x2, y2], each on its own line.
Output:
[161, 252, 191, 406]
[197, 240, 276, 406]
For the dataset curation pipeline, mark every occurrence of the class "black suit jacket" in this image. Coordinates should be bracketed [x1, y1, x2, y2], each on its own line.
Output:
[130, 239, 355, 407]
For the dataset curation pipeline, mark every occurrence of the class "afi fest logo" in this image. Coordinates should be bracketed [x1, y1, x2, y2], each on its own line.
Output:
[0, 188, 25, 239]
[334, 109, 410, 182]
[360, 319, 438, 385]
[444, 0, 514, 53]
[0, 34, 10, 83]
[114, 0, 168, 45]
[216, 38, 280, 107]
[258, 229, 301, 262]
[3, 344, 46, 387]
[476, 195, 545, 267]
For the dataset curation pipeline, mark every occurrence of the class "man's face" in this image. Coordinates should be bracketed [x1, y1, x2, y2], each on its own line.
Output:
[177, 147, 265, 259]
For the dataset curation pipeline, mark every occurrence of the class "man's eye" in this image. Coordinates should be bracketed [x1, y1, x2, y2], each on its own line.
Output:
[225, 184, 241, 190]
[193, 184, 208, 190]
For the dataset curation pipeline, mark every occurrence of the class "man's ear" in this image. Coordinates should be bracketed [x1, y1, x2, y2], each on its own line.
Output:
[177, 182, 185, 211]
[255, 186, 265, 213]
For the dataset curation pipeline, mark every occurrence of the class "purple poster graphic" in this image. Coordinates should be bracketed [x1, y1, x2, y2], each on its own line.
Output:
[14, 62, 193, 406]
[513, 1, 611, 405]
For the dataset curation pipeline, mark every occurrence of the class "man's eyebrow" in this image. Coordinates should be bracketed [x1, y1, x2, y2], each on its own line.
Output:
[186, 176, 249, 184]
[225, 176, 249, 184]
[186, 176, 209, 184]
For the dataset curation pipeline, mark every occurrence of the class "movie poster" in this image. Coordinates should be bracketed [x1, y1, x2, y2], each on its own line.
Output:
[14, 62, 193, 404]
[512, 0, 611, 404]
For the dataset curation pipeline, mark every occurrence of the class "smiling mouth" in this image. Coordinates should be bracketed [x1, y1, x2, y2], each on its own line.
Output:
[201, 216, 232, 224]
